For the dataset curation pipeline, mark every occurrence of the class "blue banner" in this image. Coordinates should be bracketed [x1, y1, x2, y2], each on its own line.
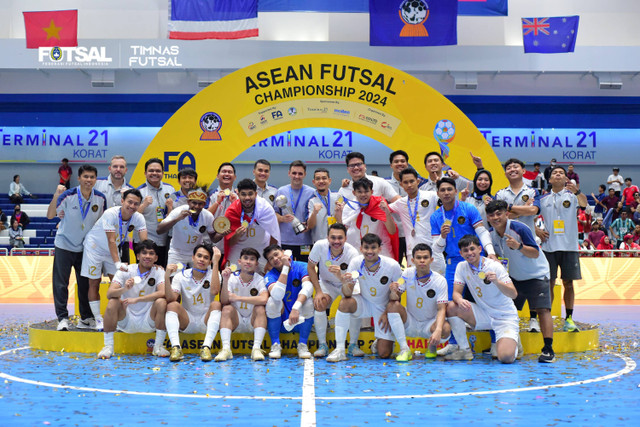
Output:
[259, 0, 506, 15]
[523, 16, 579, 54]
[458, 0, 507, 16]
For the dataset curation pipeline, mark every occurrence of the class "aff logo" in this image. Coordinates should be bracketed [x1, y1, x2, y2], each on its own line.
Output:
[164, 151, 196, 179]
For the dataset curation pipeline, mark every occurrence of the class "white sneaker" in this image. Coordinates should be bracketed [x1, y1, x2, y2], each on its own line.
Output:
[56, 318, 70, 331]
[152, 346, 170, 357]
[97, 345, 114, 359]
[528, 318, 540, 332]
[314, 343, 329, 357]
[214, 348, 233, 362]
[326, 348, 347, 362]
[95, 317, 104, 331]
[269, 342, 282, 359]
[370, 339, 378, 355]
[347, 343, 365, 357]
[251, 348, 265, 361]
[437, 343, 459, 357]
[297, 343, 312, 359]
[490, 342, 497, 359]
[76, 318, 97, 330]
[444, 348, 473, 361]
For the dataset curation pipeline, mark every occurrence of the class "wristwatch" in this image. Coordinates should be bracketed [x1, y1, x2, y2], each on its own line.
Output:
[574, 190, 582, 195]
[518, 242, 524, 251]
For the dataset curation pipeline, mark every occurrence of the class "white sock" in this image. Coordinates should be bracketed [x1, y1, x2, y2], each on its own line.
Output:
[348, 316, 361, 345]
[314, 310, 328, 345]
[165, 311, 180, 347]
[220, 328, 232, 350]
[90, 301, 102, 319]
[203, 310, 221, 348]
[104, 331, 114, 348]
[253, 327, 266, 350]
[154, 330, 166, 349]
[388, 312, 409, 352]
[334, 310, 350, 351]
[448, 316, 470, 350]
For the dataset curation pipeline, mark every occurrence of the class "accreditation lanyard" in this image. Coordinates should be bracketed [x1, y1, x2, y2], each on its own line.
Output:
[137, 266, 151, 282]
[118, 209, 132, 244]
[469, 258, 484, 277]
[359, 258, 381, 277]
[317, 191, 331, 214]
[416, 271, 432, 286]
[77, 186, 93, 222]
[243, 205, 257, 226]
[407, 196, 419, 229]
[289, 186, 304, 215]
[327, 247, 343, 263]
[441, 201, 459, 224]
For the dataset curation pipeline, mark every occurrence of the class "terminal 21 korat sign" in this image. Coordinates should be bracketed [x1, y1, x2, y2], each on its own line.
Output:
[130, 54, 508, 189]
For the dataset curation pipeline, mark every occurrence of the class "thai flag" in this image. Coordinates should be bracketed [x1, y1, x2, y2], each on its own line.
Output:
[168, 0, 258, 40]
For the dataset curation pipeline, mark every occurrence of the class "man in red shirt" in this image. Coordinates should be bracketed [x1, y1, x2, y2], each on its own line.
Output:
[58, 158, 72, 190]
[622, 178, 639, 207]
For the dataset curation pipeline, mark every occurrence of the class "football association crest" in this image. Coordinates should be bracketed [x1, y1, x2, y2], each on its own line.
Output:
[399, 1, 430, 37]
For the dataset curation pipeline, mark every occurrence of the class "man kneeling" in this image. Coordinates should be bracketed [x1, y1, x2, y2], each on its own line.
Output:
[214, 248, 269, 362]
[97, 240, 168, 359]
[447, 235, 520, 364]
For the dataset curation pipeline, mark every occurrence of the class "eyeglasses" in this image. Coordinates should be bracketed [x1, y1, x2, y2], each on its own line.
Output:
[347, 162, 364, 169]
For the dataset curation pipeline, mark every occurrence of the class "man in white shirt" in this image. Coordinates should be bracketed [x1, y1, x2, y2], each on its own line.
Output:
[307, 168, 340, 244]
[97, 240, 169, 359]
[339, 152, 400, 203]
[607, 167, 624, 198]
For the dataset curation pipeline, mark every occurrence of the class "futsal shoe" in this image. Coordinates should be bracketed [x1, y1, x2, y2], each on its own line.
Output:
[152, 346, 170, 357]
[347, 343, 365, 357]
[314, 343, 329, 357]
[200, 346, 213, 362]
[326, 348, 347, 362]
[169, 346, 184, 362]
[528, 318, 540, 332]
[436, 343, 458, 357]
[269, 343, 282, 359]
[370, 339, 378, 355]
[538, 347, 556, 363]
[395, 349, 413, 362]
[444, 348, 474, 361]
[97, 346, 114, 359]
[214, 348, 233, 362]
[76, 318, 97, 330]
[297, 343, 312, 359]
[251, 348, 265, 361]
[490, 343, 498, 359]
[56, 318, 70, 331]
[563, 317, 579, 332]
[425, 348, 438, 359]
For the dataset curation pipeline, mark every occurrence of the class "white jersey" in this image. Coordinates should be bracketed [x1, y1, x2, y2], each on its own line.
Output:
[209, 186, 235, 252]
[347, 255, 402, 306]
[225, 200, 279, 269]
[226, 273, 267, 318]
[389, 190, 439, 261]
[165, 205, 215, 259]
[339, 174, 398, 202]
[111, 264, 165, 317]
[453, 258, 517, 320]
[136, 181, 176, 246]
[307, 191, 340, 244]
[84, 207, 147, 258]
[171, 269, 216, 317]
[342, 202, 393, 259]
[399, 267, 448, 322]
[308, 239, 360, 287]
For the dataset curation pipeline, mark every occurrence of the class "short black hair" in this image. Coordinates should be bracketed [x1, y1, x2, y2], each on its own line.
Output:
[218, 162, 236, 174]
[237, 178, 257, 192]
[436, 177, 457, 190]
[458, 234, 481, 249]
[263, 244, 283, 260]
[134, 239, 159, 255]
[399, 167, 419, 181]
[389, 150, 409, 164]
[345, 152, 365, 166]
[62, 158, 69, 162]
[353, 178, 374, 192]
[625, 177, 633, 183]
[78, 164, 98, 177]
[289, 160, 307, 171]
[412, 243, 432, 257]
[424, 151, 444, 165]
[328, 223, 347, 235]
[503, 158, 525, 170]
[599, 184, 606, 191]
[178, 168, 198, 180]
[253, 159, 271, 170]
[485, 200, 509, 214]
[12, 175, 19, 182]
[550, 166, 567, 176]
[193, 243, 213, 258]
[313, 168, 330, 178]
[240, 247, 260, 260]
[534, 162, 541, 167]
[361, 233, 382, 246]
[144, 158, 163, 171]
[123, 188, 143, 202]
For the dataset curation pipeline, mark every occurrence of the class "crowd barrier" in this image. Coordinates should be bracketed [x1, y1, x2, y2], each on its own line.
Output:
[580, 249, 640, 257]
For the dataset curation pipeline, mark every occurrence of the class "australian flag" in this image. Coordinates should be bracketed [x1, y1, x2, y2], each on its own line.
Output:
[522, 16, 579, 53]
[370, 0, 458, 46]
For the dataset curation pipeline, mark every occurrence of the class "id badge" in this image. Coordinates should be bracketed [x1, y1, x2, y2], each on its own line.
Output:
[301, 245, 311, 255]
[553, 219, 565, 235]
[156, 206, 165, 223]
[327, 216, 337, 226]
[498, 256, 509, 274]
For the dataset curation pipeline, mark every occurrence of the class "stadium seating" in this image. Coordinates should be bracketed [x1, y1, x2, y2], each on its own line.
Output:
[0, 193, 58, 252]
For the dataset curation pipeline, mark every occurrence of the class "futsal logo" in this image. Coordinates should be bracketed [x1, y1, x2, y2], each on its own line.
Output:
[50, 47, 63, 61]
[399, 1, 429, 38]
[200, 112, 222, 141]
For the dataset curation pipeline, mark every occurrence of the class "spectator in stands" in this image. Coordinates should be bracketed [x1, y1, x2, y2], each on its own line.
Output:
[631, 193, 640, 224]
[622, 178, 639, 207]
[0, 207, 6, 231]
[580, 239, 595, 251]
[9, 175, 36, 204]
[530, 162, 545, 192]
[607, 167, 624, 198]
[10, 204, 30, 230]
[596, 236, 614, 256]
[601, 188, 619, 213]
[567, 164, 579, 188]
[8, 219, 24, 248]
[543, 158, 556, 191]
[609, 208, 635, 247]
[577, 207, 591, 241]
[58, 158, 72, 190]
[619, 234, 640, 253]
[632, 224, 640, 244]
[587, 221, 606, 248]
[591, 185, 607, 219]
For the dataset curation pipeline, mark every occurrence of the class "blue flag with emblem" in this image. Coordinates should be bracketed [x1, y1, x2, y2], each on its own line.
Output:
[522, 16, 579, 53]
[458, 0, 507, 16]
[369, 0, 458, 46]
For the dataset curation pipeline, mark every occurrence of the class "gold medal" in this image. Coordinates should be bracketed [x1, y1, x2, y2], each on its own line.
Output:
[224, 189, 231, 196]
[189, 209, 197, 214]
[477, 271, 486, 280]
[230, 264, 238, 272]
[133, 277, 142, 285]
[175, 263, 185, 271]
[350, 271, 360, 279]
[397, 277, 405, 285]
[325, 261, 332, 267]
[242, 220, 249, 228]
[213, 216, 231, 233]
[443, 219, 452, 227]
[337, 196, 344, 204]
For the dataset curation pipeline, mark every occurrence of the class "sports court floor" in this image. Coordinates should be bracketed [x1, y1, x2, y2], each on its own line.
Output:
[0, 303, 637, 426]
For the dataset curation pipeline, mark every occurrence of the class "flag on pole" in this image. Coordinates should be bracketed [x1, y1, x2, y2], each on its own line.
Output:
[369, 0, 458, 46]
[522, 16, 579, 53]
[458, 0, 507, 16]
[168, 0, 258, 40]
[23, 10, 78, 49]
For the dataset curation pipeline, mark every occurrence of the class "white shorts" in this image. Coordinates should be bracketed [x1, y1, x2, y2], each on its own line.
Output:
[167, 252, 192, 266]
[182, 311, 207, 334]
[404, 314, 437, 339]
[81, 250, 116, 279]
[234, 315, 254, 334]
[319, 279, 342, 301]
[352, 295, 394, 341]
[117, 308, 155, 333]
[470, 303, 519, 342]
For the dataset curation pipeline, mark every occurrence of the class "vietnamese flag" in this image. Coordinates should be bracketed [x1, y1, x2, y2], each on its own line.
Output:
[23, 10, 78, 49]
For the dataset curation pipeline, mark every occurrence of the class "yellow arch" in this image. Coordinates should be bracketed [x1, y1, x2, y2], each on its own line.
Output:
[131, 54, 507, 189]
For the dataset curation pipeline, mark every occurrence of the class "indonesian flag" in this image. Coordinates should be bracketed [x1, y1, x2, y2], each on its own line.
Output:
[523, 169, 539, 186]
[223, 197, 280, 265]
[23, 10, 78, 49]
